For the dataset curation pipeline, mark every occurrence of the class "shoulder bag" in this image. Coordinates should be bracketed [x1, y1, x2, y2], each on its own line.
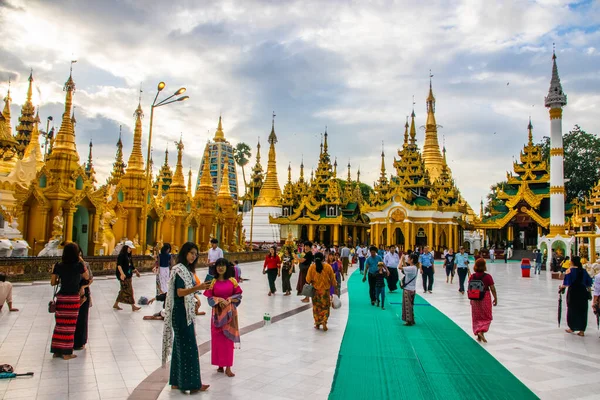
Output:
[301, 283, 315, 298]
[400, 273, 416, 290]
[48, 283, 59, 313]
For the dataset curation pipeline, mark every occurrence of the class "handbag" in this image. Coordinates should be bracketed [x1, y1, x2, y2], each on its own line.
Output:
[332, 294, 342, 309]
[48, 283, 59, 313]
[301, 283, 315, 298]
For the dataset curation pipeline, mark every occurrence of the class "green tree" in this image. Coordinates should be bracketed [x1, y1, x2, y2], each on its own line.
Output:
[537, 125, 600, 202]
[233, 142, 251, 196]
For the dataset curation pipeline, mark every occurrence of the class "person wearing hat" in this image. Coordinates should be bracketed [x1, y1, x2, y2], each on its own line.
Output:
[113, 240, 141, 311]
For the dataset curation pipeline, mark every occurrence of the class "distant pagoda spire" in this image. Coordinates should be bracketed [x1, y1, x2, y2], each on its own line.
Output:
[15, 70, 36, 158]
[126, 95, 145, 173]
[2, 78, 11, 134]
[85, 139, 97, 185]
[108, 126, 126, 184]
[171, 136, 186, 188]
[255, 112, 281, 207]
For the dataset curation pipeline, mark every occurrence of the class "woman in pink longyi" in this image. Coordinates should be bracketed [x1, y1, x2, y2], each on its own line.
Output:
[204, 258, 243, 377]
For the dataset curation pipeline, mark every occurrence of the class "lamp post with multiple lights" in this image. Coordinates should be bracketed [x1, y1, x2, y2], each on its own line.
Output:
[142, 82, 189, 251]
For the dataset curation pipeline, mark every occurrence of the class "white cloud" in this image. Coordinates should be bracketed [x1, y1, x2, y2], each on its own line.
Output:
[0, 0, 599, 210]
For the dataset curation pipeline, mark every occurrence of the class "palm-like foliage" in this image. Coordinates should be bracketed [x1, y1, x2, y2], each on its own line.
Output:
[234, 142, 252, 195]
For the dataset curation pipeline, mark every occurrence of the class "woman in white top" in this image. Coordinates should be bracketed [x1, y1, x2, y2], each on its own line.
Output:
[399, 252, 419, 326]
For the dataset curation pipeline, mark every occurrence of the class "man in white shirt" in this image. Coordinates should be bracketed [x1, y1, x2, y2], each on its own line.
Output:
[384, 246, 400, 292]
[489, 247, 495, 263]
[339, 244, 351, 280]
[357, 244, 368, 274]
[207, 238, 224, 276]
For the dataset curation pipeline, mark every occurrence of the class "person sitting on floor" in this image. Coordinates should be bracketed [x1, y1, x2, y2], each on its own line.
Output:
[0, 274, 18, 312]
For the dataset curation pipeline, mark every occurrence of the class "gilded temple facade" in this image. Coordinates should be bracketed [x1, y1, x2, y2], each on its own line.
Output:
[476, 120, 551, 250]
[2, 68, 242, 255]
[270, 130, 370, 246]
[364, 81, 469, 251]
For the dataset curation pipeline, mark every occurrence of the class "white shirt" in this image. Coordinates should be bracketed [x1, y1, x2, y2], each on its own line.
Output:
[207, 247, 223, 264]
[594, 273, 600, 297]
[402, 265, 418, 291]
[489, 248, 495, 255]
[384, 252, 400, 269]
[357, 247, 368, 258]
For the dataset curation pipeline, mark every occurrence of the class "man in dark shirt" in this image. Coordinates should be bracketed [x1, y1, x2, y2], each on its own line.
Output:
[297, 241, 314, 303]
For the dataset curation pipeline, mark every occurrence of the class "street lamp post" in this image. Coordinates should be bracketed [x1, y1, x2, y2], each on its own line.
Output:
[142, 82, 189, 252]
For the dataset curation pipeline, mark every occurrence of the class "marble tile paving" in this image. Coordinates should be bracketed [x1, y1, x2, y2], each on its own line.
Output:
[1, 259, 599, 400]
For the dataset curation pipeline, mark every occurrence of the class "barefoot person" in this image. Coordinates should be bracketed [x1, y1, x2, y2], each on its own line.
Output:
[204, 258, 243, 377]
[399, 252, 419, 325]
[113, 241, 141, 312]
[0, 273, 18, 312]
[469, 258, 498, 343]
[560, 256, 592, 337]
[306, 252, 337, 331]
[50, 242, 89, 360]
[162, 242, 210, 393]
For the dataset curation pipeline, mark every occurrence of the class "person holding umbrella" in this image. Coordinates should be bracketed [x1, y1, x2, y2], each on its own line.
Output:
[559, 256, 593, 337]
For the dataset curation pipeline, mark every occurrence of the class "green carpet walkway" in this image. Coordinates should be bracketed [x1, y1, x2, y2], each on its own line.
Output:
[328, 270, 538, 400]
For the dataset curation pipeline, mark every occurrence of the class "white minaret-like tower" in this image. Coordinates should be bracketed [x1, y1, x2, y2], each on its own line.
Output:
[544, 50, 568, 237]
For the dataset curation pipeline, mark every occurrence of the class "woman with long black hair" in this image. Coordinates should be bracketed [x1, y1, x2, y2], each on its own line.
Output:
[74, 248, 93, 350]
[560, 256, 593, 337]
[306, 252, 337, 331]
[162, 242, 210, 393]
[113, 241, 141, 311]
[50, 242, 89, 359]
[263, 246, 281, 296]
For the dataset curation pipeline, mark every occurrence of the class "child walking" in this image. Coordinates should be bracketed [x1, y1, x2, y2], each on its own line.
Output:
[375, 262, 389, 310]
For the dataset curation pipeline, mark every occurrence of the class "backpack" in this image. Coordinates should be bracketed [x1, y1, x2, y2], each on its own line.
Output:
[467, 273, 487, 300]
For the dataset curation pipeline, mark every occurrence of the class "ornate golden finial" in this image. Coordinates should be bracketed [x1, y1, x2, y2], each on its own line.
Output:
[126, 99, 145, 173]
[380, 145, 386, 178]
[199, 144, 213, 188]
[409, 107, 417, 145]
[403, 116, 409, 147]
[22, 106, 43, 164]
[357, 167, 361, 183]
[187, 166, 193, 195]
[213, 115, 226, 142]
[422, 72, 444, 181]
[256, 112, 282, 206]
[218, 161, 232, 197]
[319, 133, 323, 155]
[323, 126, 328, 153]
[527, 117, 533, 146]
[85, 138, 97, 185]
[299, 156, 305, 181]
[2, 77, 12, 132]
[108, 125, 126, 184]
[333, 157, 337, 178]
[347, 161, 351, 182]
[287, 162, 292, 183]
[14, 70, 36, 158]
[171, 137, 185, 188]
[49, 64, 78, 160]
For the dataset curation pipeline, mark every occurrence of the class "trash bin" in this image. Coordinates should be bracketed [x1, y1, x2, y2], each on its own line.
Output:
[521, 258, 531, 278]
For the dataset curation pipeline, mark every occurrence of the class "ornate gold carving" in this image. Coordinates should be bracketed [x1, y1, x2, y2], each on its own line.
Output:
[549, 186, 565, 195]
[550, 148, 564, 157]
[549, 108, 562, 120]
[390, 208, 405, 222]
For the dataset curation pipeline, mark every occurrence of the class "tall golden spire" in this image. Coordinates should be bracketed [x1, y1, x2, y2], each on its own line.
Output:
[126, 96, 145, 173]
[356, 167, 361, 183]
[171, 137, 185, 188]
[187, 167, 193, 196]
[403, 116, 409, 147]
[23, 108, 43, 164]
[213, 115, 226, 142]
[255, 112, 282, 207]
[51, 64, 78, 158]
[287, 162, 292, 183]
[347, 161, 351, 182]
[409, 107, 417, 146]
[380, 146, 386, 181]
[2, 78, 11, 132]
[85, 139, 97, 185]
[422, 73, 444, 181]
[199, 144, 213, 188]
[218, 162, 232, 198]
[527, 117, 533, 146]
[323, 126, 328, 153]
[15, 71, 36, 158]
[108, 126, 126, 184]
[333, 158, 337, 178]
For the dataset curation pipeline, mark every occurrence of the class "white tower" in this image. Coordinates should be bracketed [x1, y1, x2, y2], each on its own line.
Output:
[544, 50, 567, 236]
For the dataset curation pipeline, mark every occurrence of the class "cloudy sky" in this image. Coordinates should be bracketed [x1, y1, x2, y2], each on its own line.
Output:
[1, 0, 599, 209]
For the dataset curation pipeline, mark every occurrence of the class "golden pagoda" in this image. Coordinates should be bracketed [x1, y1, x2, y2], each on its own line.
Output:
[0, 84, 18, 176]
[14, 68, 105, 256]
[573, 180, 600, 262]
[271, 128, 370, 246]
[188, 144, 218, 251]
[15, 71, 36, 159]
[244, 138, 263, 206]
[107, 127, 126, 185]
[476, 119, 551, 250]
[363, 82, 467, 251]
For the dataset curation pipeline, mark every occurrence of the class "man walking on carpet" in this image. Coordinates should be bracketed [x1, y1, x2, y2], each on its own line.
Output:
[339, 244, 350, 281]
[418, 246, 435, 294]
[362, 246, 383, 305]
[384, 246, 400, 292]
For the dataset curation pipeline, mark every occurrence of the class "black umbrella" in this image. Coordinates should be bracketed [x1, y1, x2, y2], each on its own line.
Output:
[558, 290, 563, 328]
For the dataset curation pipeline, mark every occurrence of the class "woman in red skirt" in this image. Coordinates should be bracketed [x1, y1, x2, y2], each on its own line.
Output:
[469, 258, 498, 343]
[50, 242, 89, 360]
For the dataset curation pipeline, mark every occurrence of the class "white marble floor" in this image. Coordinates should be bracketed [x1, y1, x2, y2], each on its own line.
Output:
[1, 259, 599, 400]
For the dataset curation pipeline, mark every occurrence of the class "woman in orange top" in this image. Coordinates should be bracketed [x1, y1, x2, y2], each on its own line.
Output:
[306, 252, 337, 331]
